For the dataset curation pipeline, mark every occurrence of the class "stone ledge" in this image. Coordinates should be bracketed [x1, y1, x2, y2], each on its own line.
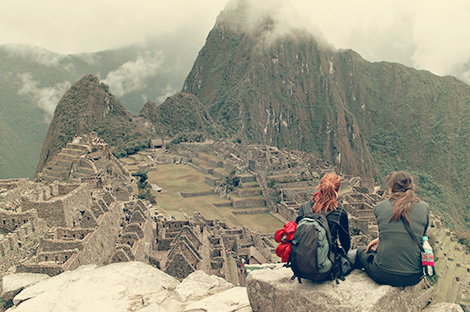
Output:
[246, 265, 433, 312]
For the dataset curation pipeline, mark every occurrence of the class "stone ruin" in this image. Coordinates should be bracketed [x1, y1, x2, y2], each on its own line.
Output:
[156, 140, 386, 249]
[0, 136, 155, 278]
[142, 140, 398, 281]
[35, 132, 129, 185]
[152, 211, 274, 285]
[0, 138, 447, 289]
[0, 179, 154, 277]
[4, 137, 470, 309]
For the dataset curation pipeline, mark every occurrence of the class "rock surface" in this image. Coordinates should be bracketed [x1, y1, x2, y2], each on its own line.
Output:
[6, 262, 251, 312]
[425, 303, 464, 312]
[246, 265, 433, 312]
[1, 273, 50, 302]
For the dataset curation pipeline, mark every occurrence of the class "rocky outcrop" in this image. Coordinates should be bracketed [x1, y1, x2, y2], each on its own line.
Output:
[5, 261, 447, 312]
[245, 265, 433, 312]
[5, 262, 251, 312]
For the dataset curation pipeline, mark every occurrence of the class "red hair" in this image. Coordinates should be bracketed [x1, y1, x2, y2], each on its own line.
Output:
[312, 173, 341, 213]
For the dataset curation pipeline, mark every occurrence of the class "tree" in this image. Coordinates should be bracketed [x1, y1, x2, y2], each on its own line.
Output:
[132, 170, 148, 190]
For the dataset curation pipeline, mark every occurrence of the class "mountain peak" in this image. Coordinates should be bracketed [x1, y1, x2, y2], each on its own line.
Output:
[34, 75, 129, 177]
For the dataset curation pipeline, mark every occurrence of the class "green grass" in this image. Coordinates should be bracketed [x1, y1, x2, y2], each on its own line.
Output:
[129, 162, 283, 234]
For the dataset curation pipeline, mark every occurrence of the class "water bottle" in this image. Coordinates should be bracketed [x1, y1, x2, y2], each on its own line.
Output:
[422, 236, 434, 276]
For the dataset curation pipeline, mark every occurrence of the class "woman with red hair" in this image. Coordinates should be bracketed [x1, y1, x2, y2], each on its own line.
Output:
[296, 173, 351, 255]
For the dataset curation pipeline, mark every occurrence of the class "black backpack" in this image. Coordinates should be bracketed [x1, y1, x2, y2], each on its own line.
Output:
[287, 201, 336, 283]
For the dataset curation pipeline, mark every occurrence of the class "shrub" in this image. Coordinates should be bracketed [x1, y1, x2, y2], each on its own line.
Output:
[138, 190, 156, 204]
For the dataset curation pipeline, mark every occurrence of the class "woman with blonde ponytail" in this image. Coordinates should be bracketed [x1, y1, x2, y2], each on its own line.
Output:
[355, 171, 430, 287]
[296, 173, 350, 255]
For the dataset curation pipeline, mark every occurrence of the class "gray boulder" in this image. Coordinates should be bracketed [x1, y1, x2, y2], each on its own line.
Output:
[246, 265, 433, 312]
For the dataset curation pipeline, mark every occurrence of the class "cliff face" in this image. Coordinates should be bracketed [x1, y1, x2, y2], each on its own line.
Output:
[181, 7, 377, 179]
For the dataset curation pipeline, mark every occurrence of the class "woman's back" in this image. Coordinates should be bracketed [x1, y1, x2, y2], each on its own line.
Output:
[374, 200, 429, 275]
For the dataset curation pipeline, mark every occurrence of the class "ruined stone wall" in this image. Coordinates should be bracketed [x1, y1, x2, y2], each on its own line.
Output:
[232, 198, 266, 209]
[0, 210, 37, 233]
[180, 191, 214, 198]
[237, 189, 262, 197]
[70, 201, 123, 267]
[22, 183, 92, 228]
[0, 178, 29, 190]
[200, 227, 212, 274]
[231, 209, 268, 215]
[54, 228, 94, 240]
[0, 212, 47, 277]
[277, 203, 298, 222]
[109, 153, 131, 179]
[132, 217, 154, 263]
[39, 238, 83, 252]
[275, 180, 319, 189]
[204, 176, 220, 186]
[212, 202, 232, 208]
[57, 184, 80, 195]
[156, 239, 173, 250]
[153, 155, 184, 164]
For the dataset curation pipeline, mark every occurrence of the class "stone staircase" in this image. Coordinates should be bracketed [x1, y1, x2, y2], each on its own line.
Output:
[38, 143, 93, 183]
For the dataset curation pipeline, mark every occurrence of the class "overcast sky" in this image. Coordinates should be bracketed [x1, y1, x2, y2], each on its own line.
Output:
[2, 0, 470, 82]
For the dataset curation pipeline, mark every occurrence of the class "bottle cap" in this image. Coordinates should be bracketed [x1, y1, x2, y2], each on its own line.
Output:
[422, 236, 428, 241]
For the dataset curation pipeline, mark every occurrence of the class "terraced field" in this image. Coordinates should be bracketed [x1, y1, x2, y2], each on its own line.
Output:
[428, 225, 470, 306]
[123, 151, 283, 235]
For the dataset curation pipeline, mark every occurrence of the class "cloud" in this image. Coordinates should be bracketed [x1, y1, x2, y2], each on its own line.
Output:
[289, 0, 470, 82]
[221, 0, 329, 48]
[0, 0, 226, 55]
[2, 44, 65, 66]
[17, 73, 71, 122]
[102, 51, 165, 97]
[156, 85, 179, 104]
[2, 0, 470, 84]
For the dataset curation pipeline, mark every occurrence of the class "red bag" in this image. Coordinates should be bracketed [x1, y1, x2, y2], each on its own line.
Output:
[275, 221, 297, 262]
[276, 241, 292, 262]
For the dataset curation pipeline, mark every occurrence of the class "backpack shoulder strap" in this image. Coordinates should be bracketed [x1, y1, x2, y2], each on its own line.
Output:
[296, 200, 314, 223]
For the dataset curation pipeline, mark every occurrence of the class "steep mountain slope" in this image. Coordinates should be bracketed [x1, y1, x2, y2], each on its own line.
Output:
[140, 93, 225, 138]
[35, 75, 156, 177]
[174, 2, 470, 229]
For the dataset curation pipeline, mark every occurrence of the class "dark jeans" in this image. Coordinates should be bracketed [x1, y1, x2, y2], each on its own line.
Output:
[355, 246, 423, 287]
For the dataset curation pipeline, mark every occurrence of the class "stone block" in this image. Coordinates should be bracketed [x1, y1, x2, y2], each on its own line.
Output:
[246, 265, 432, 312]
